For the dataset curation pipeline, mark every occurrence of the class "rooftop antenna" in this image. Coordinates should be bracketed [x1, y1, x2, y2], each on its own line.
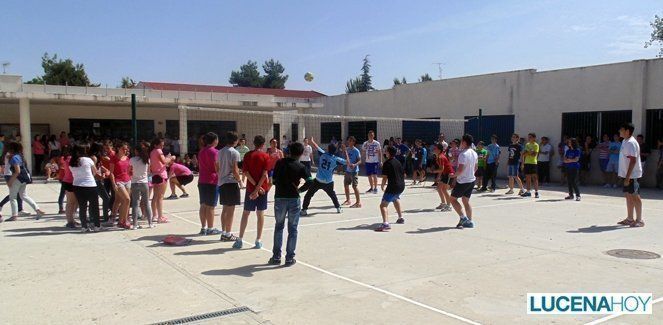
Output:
[433, 62, 443, 79]
[1, 62, 9, 74]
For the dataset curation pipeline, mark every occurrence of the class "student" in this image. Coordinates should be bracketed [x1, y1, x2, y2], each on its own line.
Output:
[537, 136, 553, 184]
[3, 142, 45, 222]
[197, 132, 221, 236]
[432, 143, 454, 211]
[110, 143, 132, 229]
[394, 138, 407, 169]
[616, 123, 644, 228]
[33, 135, 46, 175]
[485, 135, 500, 191]
[150, 138, 172, 223]
[89, 143, 111, 223]
[579, 135, 594, 185]
[521, 133, 540, 198]
[605, 134, 622, 188]
[564, 138, 582, 201]
[70, 144, 100, 232]
[449, 135, 478, 229]
[129, 142, 153, 229]
[60, 149, 78, 228]
[266, 138, 284, 180]
[269, 142, 313, 266]
[301, 137, 348, 216]
[362, 130, 382, 193]
[48, 135, 61, 159]
[234, 135, 270, 249]
[636, 134, 650, 176]
[299, 137, 315, 174]
[217, 132, 243, 242]
[342, 136, 362, 208]
[412, 139, 424, 185]
[506, 134, 525, 195]
[166, 161, 193, 199]
[656, 139, 663, 189]
[597, 134, 611, 187]
[557, 135, 569, 185]
[374, 146, 405, 232]
[44, 156, 59, 181]
[235, 138, 250, 187]
[101, 141, 116, 221]
[475, 141, 488, 191]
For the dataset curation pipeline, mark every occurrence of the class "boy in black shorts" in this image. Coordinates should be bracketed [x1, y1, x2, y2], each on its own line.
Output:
[216, 132, 244, 242]
[375, 146, 405, 232]
[450, 135, 478, 229]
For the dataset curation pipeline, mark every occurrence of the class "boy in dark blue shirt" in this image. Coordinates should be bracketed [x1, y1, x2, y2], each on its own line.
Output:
[301, 137, 349, 216]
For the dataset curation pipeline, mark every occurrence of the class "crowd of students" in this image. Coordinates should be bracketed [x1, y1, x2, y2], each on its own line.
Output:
[0, 121, 657, 264]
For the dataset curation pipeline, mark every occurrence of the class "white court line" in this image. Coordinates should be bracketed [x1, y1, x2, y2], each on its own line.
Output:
[164, 210, 483, 324]
[584, 296, 663, 325]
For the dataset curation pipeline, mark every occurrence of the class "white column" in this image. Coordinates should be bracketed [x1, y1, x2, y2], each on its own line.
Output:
[630, 60, 647, 134]
[19, 98, 32, 172]
[297, 108, 306, 140]
[178, 105, 188, 154]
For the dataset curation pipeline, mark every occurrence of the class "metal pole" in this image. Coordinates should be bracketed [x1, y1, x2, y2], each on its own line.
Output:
[131, 94, 137, 148]
[478, 108, 483, 143]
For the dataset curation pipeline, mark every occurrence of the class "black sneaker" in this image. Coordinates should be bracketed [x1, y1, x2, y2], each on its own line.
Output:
[456, 216, 468, 229]
[268, 257, 281, 265]
[396, 218, 405, 224]
[534, 191, 540, 199]
[284, 259, 296, 266]
[65, 222, 77, 229]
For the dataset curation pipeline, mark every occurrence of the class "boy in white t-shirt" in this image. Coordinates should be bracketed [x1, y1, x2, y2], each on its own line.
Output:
[450, 134, 478, 229]
[616, 123, 644, 228]
[362, 130, 382, 194]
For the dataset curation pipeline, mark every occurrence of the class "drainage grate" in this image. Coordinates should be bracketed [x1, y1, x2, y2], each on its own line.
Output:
[151, 306, 252, 325]
[605, 249, 661, 260]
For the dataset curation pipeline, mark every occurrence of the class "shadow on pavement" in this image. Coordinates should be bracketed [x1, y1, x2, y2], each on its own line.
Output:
[175, 246, 237, 256]
[403, 208, 436, 213]
[536, 199, 566, 202]
[567, 225, 627, 233]
[337, 223, 382, 231]
[3, 225, 79, 237]
[202, 263, 282, 277]
[495, 197, 523, 200]
[406, 226, 456, 234]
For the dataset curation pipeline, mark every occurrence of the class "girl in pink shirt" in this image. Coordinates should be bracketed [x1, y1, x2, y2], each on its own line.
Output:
[166, 162, 193, 199]
[60, 151, 79, 228]
[110, 143, 132, 228]
[149, 138, 172, 223]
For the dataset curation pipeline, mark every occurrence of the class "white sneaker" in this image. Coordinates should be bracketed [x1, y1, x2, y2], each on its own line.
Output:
[19, 211, 30, 216]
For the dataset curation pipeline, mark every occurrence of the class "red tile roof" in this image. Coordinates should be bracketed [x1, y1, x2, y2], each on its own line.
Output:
[137, 82, 325, 99]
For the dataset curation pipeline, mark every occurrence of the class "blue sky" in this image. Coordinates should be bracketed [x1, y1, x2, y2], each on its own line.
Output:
[1, 0, 660, 95]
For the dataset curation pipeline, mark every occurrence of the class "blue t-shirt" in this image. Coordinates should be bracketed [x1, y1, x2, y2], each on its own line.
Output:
[346, 147, 360, 173]
[565, 148, 581, 169]
[10, 154, 23, 169]
[316, 148, 346, 183]
[487, 143, 500, 164]
[397, 144, 409, 159]
[420, 147, 428, 165]
[608, 141, 621, 161]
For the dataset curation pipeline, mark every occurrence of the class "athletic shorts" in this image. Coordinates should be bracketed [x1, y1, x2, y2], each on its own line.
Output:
[451, 181, 475, 198]
[605, 159, 619, 173]
[268, 170, 274, 178]
[198, 183, 218, 207]
[438, 174, 451, 185]
[237, 161, 243, 170]
[507, 164, 519, 177]
[475, 166, 485, 177]
[622, 178, 640, 195]
[176, 174, 194, 186]
[599, 159, 609, 172]
[344, 171, 358, 187]
[524, 163, 537, 175]
[61, 181, 74, 192]
[366, 162, 379, 175]
[116, 181, 131, 190]
[243, 190, 268, 211]
[151, 174, 166, 185]
[219, 183, 241, 206]
[382, 192, 401, 203]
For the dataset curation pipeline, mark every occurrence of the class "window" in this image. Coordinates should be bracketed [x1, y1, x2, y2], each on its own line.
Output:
[464, 115, 514, 146]
[402, 120, 440, 144]
[241, 101, 258, 106]
[646, 109, 663, 149]
[321, 122, 341, 143]
[561, 110, 632, 141]
[291, 123, 299, 142]
[187, 120, 237, 151]
[69, 119, 154, 142]
[348, 121, 377, 144]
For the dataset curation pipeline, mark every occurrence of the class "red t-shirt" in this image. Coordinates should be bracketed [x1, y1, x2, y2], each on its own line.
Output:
[198, 146, 219, 185]
[111, 155, 131, 182]
[61, 156, 73, 183]
[243, 150, 271, 193]
[437, 154, 454, 175]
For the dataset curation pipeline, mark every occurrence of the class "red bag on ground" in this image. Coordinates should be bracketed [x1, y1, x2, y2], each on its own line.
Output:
[162, 235, 191, 246]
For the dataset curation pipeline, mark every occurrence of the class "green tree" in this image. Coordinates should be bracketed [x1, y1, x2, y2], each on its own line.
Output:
[346, 77, 361, 93]
[401, 77, 407, 84]
[26, 52, 98, 86]
[393, 78, 401, 86]
[120, 77, 137, 88]
[229, 60, 263, 87]
[358, 55, 374, 92]
[645, 14, 663, 57]
[419, 73, 433, 82]
[261, 59, 289, 89]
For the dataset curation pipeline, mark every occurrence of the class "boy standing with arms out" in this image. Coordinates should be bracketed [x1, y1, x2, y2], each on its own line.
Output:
[484, 135, 500, 192]
[301, 137, 348, 215]
[362, 130, 382, 194]
[521, 133, 540, 198]
[506, 134, 525, 195]
[617, 123, 644, 228]
[475, 141, 488, 191]
[269, 142, 313, 266]
[216, 132, 243, 242]
[432, 143, 454, 211]
[374, 146, 405, 232]
[342, 136, 362, 208]
[234, 135, 270, 249]
[450, 135, 478, 229]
